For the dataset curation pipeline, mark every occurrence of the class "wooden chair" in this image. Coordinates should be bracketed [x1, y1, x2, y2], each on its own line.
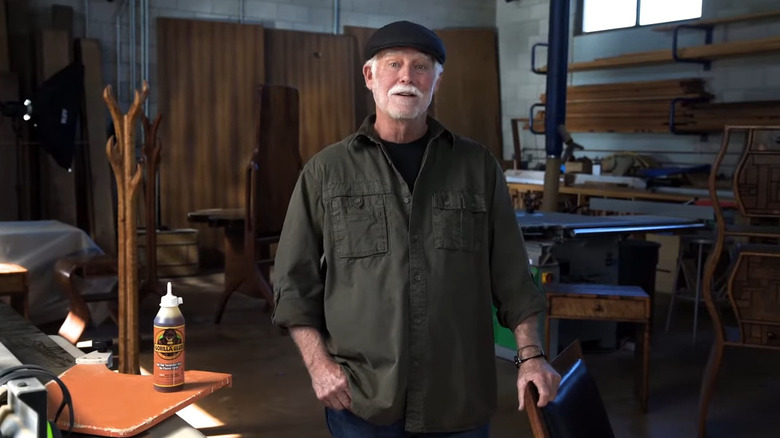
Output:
[213, 84, 302, 324]
[525, 339, 615, 438]
[698, 125, 780, 438]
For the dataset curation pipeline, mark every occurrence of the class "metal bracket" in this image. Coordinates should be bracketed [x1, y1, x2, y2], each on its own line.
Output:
[672, 24, 714, 70]
[669, 97, 711, 140]
[528, 103, 546, 135]
[531, 43, 549, 75]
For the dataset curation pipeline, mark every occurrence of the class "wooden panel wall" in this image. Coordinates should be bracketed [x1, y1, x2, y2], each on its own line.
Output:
[157, 18, 265, 266]
[264, 29, 355, 163]
[434, 28, 503, 160]
[344, 26, 376, 128]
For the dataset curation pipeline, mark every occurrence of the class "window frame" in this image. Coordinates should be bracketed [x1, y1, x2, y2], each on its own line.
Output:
[574, 0, 702, 36]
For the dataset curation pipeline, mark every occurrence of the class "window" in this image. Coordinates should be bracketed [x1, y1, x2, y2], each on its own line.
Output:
[578, 0, 702, 34]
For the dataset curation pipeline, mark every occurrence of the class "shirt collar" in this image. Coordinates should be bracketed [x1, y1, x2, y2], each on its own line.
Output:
[350, 114, 453, 149]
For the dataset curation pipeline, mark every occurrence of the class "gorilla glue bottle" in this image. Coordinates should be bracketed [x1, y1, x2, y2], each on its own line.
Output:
[153, 282, 185, 392]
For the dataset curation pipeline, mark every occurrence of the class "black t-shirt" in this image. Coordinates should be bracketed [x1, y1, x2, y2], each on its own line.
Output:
[383, 131, 430, 192]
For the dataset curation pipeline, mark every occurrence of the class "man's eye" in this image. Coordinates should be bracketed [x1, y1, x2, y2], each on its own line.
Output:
[416, 64, 428, 71]
[389, 62, 399, 67]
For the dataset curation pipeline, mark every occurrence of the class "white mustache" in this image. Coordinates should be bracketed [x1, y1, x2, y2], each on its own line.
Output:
[388, 84, 423, 97]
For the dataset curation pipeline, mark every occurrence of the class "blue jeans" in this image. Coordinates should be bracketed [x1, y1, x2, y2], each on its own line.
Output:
[325, 408, 490, 438]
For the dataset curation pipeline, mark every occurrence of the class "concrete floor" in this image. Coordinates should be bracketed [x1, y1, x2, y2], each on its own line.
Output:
[79, 273, 780, 438]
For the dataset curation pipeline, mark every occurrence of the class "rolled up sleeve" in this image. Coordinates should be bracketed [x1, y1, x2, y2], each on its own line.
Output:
[272, 164, 327, 329]
[488, 161, 546, 330]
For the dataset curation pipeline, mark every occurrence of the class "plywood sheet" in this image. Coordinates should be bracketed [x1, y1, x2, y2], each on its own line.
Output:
[78, 38, 115, 255]
[36, 28, 76, 226]
[46, 364, 232, 437]
[344, 25, 376, 128]
[157, 18, 265, 267]
[0, 0, 10, 72]
[264, 29, 355, 163]
[434, 28, 503, 160]
[0, 72, 19, 220]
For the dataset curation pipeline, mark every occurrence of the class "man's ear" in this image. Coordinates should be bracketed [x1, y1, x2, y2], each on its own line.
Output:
[363, 63, 374, 91]
[433, 71, 443, 93]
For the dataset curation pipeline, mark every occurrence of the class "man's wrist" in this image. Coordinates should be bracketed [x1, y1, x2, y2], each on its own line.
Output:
[513, 344, 546, 368]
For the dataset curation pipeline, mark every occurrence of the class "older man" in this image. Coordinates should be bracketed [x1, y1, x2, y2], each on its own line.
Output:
[272, 20, 560, 437]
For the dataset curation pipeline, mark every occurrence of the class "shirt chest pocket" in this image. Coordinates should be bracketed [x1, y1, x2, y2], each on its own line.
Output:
[432, 191, 487, 252]
[331, 194, 388, 258]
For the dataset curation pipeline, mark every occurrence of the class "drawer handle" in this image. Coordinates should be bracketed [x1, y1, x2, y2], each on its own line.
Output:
[593, 304, 604, 312]
[768, 331, 776, 340]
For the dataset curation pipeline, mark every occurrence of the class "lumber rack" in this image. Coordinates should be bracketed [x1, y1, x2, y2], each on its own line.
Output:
[669, 97, 711, 139]
[672, 24, 714, 70]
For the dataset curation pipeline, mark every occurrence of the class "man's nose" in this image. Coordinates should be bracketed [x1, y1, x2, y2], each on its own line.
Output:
[398, 64, 413, 83]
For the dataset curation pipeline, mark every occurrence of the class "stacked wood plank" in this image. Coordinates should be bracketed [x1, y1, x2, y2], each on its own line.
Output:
[527, 78, 780, 133]
[676, 101, 780, 132]
[530, 78, 711, 133]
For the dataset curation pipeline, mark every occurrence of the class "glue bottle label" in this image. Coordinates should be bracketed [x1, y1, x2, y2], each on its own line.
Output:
[153, 324, 185, 388]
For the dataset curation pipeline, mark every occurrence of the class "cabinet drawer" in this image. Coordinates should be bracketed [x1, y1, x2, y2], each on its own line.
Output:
[549, 296, 648, 320]
[743, 323, 780, 347]
[0, 273, 27, 294]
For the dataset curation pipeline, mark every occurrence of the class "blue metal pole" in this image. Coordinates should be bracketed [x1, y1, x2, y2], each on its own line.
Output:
[541, 0, 570, 211]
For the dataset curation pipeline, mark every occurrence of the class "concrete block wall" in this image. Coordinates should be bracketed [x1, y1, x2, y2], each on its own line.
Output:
[497, 0, 780, 173]
[23, 0, 496, 115]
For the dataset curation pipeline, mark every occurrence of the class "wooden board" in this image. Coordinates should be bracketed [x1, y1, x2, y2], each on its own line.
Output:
[0, 302, 76, 376]
[46, 364, 232, 437]
[0, 72, 19, 220]
[434, 27, 503, 160]
[36, 28, 76, 226]
[5, 0, 36, 219]
[78, 38, 116, 256]
[343, 25, 377, 128]
[0, 0, 9, 71]
[264, 29, 355, 163]
[157, 18, 265, 268]
[538, 36, 780, 73]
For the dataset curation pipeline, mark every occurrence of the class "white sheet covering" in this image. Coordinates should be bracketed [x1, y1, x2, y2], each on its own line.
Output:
[0, 220, 108, 324]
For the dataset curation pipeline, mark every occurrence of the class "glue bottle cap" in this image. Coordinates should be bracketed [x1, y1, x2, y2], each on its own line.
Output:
[160, 282, 183, 307]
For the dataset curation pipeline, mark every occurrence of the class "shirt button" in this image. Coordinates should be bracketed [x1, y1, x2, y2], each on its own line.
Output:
[414, 273, 422, 282]
[411, 234, 419, 242]
[403, 196, 410, 204]
[352, 197, 362, 205]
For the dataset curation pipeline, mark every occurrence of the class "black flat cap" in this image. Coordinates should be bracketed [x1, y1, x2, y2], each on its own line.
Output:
[365, 20, 446, 65]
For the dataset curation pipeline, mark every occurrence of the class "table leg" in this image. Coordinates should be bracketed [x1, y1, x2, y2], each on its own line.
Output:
[215, 226, 274, 324]
[634, 321, 650, 413]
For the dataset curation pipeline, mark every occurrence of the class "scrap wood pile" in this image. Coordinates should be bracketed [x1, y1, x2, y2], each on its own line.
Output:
[526, 78, 780, 134]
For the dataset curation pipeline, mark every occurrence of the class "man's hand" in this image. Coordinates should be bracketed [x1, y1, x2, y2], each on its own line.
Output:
[516, 358, 561, 411]
[308, 357, 352, 410]
[288, 326, 352, 410]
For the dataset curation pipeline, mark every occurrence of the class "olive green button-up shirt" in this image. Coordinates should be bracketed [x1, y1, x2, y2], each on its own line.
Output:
[272, 116, 545, 433]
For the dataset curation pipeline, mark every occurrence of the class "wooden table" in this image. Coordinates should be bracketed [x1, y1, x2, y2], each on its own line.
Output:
[543, 283, 652, 413]
[187, 208, 274, 323]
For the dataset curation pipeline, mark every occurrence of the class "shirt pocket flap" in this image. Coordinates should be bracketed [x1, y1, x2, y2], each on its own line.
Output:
[464, 193, 487, 213]
[432, 192, 463, 210]
[433, 192, 486, 212]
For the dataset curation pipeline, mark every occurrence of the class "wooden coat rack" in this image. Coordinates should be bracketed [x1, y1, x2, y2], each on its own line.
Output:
[103, 81, 148, 374]
[140, 113, 164, 298]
